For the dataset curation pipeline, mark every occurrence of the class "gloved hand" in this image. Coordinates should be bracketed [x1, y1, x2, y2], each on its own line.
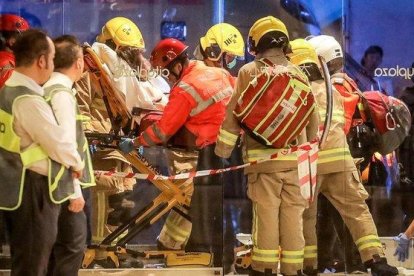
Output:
[394, 233, 410, 262]
[118, 138, 135, 153]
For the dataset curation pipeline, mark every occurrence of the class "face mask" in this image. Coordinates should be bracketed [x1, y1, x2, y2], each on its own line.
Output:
[226, 57, 237, 69]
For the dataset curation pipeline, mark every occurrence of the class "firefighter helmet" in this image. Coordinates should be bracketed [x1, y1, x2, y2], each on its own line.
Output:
[289, 38, 318, 66]
[0, 14, 29, 32]
[307, 35, 343, 64]
[150, 38, 188, 69]
[96, 17, 145, 49]
[200, 23, 244, 61]
[248, 16, 289, 56]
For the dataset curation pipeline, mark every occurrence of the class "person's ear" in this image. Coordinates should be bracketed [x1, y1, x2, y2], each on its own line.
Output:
[37, 54, 47, 69]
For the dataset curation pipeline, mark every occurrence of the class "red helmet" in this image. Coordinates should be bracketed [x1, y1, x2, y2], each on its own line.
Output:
[0, 14, 29, 32]
[150, 38, 188, 69]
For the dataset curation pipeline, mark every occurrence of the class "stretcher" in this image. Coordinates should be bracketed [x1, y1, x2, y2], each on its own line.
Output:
[81, 44, 211, 268]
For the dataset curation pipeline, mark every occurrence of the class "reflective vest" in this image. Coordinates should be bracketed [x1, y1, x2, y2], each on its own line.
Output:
[44, 84, 95, 187]
[141, 61, 233, 149]
[0, 85, 74, 210]
[311, 80, 354, 174]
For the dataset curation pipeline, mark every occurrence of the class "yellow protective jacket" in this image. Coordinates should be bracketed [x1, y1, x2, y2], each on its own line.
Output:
[215, 49, 319, 174]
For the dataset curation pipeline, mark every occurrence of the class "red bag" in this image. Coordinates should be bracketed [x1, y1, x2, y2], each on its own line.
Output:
[234, 59, 316, 148]
[362, 91, 411, 154]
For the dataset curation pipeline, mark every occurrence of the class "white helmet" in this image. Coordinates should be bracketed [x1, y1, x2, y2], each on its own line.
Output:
[306, 35, 343, 63]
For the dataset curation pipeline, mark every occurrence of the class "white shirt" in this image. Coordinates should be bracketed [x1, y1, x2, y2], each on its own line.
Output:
[5, 71, 84, 179]
[43, 72, 84, 198]
[91, 42, 168, 112]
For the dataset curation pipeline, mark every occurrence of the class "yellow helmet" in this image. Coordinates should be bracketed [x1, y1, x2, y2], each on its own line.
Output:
[288, 38, 319, 66]
[96, 17, 145, 49]
[248, 16, 289, 55]
[200, 23, 244, 61]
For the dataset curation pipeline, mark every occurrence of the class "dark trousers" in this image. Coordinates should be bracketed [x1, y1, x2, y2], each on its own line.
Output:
[188, 143, 224, 267]
[4, 170, 60, 276]
[47, 196, 87, 276]
[317, 194, 363, 272]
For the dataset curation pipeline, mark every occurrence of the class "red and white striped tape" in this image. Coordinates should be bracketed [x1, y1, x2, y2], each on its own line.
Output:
[94, 139, 319, 182]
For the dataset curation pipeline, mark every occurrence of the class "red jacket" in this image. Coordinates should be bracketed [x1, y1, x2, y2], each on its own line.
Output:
[331, 72, 361, 134]
[0, 51, 15, 88]
[138, 61, 233, 149]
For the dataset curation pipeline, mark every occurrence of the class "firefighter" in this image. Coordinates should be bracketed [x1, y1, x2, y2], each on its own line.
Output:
[289, 38, 398, 276]
[119, 38, 234, 265]
[214, 16, 319, 276]
[194, 22, 244, 73]
[0, 14, 29, 88]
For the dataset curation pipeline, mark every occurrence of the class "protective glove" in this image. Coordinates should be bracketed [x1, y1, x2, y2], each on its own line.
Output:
[118, 138, 135, 153]
[394, 233, 410, 262]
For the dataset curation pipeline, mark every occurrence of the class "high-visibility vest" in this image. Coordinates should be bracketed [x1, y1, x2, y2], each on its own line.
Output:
[44, 84, 95, 187]
[0, 85, 74, 210]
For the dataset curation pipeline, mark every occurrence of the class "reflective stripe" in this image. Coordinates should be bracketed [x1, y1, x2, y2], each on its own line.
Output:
[0, 109, 20, 153]
[96, 190, 106, 241]
[142, 131, 156, 146]
[164, 219, 190, 242]
[280, 250, 304, 264]
[76, 114, 91, 121]
[247, 149, 296, 162]
[318, 148, 352, 163]
[152, 124, 169, 144]
[358, 102, 364, 111]
[252, 247, 280, 263]
[304, 245, 317, 258]
[218, 128, 238, 146]
[319, 110, 345, 124]
[20, 146, 48, 167]
[291, 78, 311, 93]
[178, 81, 228, 116]
[355, 235, 382, 251]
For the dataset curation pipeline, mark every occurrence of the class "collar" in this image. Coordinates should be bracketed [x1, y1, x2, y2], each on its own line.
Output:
[5, 71, 44, 95]
[43, 72, 74, 90]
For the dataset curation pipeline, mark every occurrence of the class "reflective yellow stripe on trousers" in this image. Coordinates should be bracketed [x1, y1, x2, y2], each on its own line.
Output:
[164, 216, 191, 242]
[355, 235, 382, 251]
[281, 249, 305, 264]
[252, 247, 280, 263]
[304, 245, 317, 258]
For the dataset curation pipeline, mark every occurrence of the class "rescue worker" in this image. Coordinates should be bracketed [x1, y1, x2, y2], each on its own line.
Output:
[0, 29, 84, 275]
[302, 35, 365, 273]
[0, 14, 29, 87]
[214, 16, 319, 276]
[289, 38, 398, 276]
[119, 38, 234, 266]
[194, 22, 244, 73]
[44, 35, 95, 276]
[195, 22, 246, 271]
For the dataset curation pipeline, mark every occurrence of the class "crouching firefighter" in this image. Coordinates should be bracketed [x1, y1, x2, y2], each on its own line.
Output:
[289, 38, 398, 276]
[0, 29, 85, 275]
[119, 38, 234, 265]
[215, 16, 319, 276]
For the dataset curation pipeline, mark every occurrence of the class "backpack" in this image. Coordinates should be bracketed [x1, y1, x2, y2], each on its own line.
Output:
[362, 91, 411, 155]
[234, 59, 316, 148]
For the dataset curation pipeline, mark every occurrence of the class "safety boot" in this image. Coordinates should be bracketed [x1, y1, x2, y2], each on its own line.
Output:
[303, 266, 318, 276]
[364, 254, 398, 276]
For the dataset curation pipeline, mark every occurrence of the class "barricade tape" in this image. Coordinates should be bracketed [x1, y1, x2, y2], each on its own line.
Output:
[94, 140, 318, 181]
